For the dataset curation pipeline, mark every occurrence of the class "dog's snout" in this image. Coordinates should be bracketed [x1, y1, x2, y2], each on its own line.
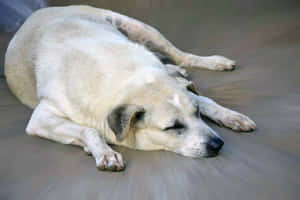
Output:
[206, 137, 224, 153]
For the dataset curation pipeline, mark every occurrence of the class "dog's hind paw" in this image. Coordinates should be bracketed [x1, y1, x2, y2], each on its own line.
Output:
[216, 110, 256, 132]
[206, 55, 236, 71]
[96, 151, 126, 172]
[185, 54, 236, 71]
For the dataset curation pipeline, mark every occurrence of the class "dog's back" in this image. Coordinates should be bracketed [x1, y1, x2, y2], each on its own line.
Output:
[5, 6, 161, 110]
[5, 7, 73, 108]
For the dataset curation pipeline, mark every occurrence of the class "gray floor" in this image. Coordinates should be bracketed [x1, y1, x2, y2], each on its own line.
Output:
[1, 0, 300, 200]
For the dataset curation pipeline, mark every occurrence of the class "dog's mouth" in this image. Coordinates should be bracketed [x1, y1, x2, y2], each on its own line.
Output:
[176, 148, 222, 158]
[194, 148, 222, 158]
[201, 150, 219, 158]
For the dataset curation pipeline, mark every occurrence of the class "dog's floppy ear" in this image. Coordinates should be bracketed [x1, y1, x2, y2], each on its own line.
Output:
[108, 104, 145, 141]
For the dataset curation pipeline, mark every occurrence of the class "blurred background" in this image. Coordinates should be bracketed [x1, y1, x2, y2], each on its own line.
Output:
[0, 1, 300, 200]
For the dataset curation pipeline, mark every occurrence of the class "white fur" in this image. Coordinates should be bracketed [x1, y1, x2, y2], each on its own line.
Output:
[168, 94, 183, 110]
[5, 5, 255, 171]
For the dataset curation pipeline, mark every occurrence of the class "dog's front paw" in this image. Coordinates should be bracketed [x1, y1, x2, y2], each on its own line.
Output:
[96, 151, 126, 172]
[216, 110, 256, 132]
[207, 55, 236, 71]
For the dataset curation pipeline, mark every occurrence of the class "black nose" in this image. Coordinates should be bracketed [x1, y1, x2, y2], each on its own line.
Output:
[206, 137, 224, 152]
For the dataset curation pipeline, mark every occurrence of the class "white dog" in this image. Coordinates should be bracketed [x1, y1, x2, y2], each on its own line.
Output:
[5, 5, 256, 171]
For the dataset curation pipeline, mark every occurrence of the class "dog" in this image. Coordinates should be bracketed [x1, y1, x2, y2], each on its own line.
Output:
[5, 5, 256, 171]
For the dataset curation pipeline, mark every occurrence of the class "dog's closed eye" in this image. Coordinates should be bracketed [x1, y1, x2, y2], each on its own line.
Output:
[163, 120, 185, 131]
[195, 104, 200, 118]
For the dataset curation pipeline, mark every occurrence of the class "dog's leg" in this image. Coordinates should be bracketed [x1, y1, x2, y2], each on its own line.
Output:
[26, 101, 125, 171]
[191, 94, 256, 131]
[86, 7, 235, 70]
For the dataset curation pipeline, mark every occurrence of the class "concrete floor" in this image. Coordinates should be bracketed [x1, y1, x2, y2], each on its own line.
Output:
[1, 0, 300, 199]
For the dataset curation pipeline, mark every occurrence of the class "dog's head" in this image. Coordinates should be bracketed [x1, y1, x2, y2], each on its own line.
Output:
[107, 68, 224, 157]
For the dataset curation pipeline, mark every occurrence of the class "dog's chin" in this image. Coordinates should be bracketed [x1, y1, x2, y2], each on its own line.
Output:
[176, 149, 220, 158]
[201, 151, 219, 158]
